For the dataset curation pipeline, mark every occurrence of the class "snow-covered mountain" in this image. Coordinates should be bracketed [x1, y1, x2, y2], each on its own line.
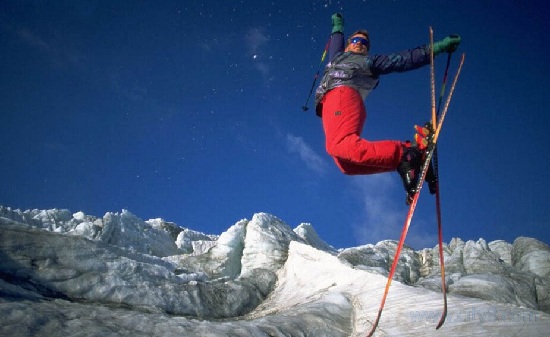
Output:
[1, 205, 549, 336]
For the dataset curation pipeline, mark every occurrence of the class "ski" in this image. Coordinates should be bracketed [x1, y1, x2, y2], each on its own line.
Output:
[434, 176, 447, 329]
[365, 28, 464, 336]
[433, 38, 454, 332]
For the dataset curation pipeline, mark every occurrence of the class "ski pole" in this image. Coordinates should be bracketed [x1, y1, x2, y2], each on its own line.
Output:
[432, 51, 453, 178]
[302, 36, 331, 111]
[437, 52, 453, 114]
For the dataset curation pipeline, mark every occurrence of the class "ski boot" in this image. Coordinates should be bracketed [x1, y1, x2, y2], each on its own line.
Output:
[416, 122, 438, 194]
[397, 142, 425, 204]
[398, 122, 435, 204]
[425, 161, 438, 195]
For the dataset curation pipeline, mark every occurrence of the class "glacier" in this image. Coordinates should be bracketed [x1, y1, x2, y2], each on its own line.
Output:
[1, 205, 549, 336]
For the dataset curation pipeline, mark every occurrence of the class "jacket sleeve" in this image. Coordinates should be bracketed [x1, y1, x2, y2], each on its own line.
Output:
[327, 32, 345, 63]
[368, 45, 431, 75]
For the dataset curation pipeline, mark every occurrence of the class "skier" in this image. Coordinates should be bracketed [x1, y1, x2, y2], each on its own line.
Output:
[315, 13, 460, 199]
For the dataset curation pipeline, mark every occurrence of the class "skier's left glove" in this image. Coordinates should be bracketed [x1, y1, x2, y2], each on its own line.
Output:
[331, 13, 344, 34]
[433, 35, 461, 55]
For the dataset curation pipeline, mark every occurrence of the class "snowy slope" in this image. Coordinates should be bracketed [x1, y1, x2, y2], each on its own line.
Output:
[1, 205, 549, 336]
[259, 241, 548, 336]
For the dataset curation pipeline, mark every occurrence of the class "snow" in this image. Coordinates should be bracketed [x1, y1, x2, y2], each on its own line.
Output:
[274, 242, 549, 336]
[1, 205, 549, 336]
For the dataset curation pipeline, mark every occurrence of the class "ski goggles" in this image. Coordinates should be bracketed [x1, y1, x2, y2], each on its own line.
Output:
[349, 36, 369, 46]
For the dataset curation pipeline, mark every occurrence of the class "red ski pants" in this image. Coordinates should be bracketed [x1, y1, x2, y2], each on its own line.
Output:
[321, 86, 403, 175]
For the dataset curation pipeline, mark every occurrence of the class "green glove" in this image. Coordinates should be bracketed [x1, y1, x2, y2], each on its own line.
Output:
[331, 13, 344, 34]
[433, 35, 461, 55]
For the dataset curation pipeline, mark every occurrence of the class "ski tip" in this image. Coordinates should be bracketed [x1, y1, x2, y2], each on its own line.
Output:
[435, 314, 447, 330]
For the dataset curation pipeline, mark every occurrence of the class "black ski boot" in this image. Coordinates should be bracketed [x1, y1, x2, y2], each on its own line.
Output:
[397, 142, 424, 204]
[425, 161, 438, 195]
[419, 122, 437, 194]
[398, 122, 435, 204]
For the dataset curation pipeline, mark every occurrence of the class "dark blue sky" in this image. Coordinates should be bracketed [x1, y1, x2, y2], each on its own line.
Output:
[1, 0, 549, 249]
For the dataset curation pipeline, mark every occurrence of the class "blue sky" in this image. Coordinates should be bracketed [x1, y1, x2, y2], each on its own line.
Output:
[1, 0, 549, 250]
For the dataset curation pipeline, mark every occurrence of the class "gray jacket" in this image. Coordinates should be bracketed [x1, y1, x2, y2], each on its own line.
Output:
[315, 33, 431, 117]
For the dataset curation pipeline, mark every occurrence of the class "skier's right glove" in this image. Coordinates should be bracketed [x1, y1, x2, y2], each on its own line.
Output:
[433, 35, 461, 55]
[331, 13, 344, 34]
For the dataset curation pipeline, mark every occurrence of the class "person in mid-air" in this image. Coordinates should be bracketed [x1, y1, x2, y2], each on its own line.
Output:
[315, 13, 460, 202]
